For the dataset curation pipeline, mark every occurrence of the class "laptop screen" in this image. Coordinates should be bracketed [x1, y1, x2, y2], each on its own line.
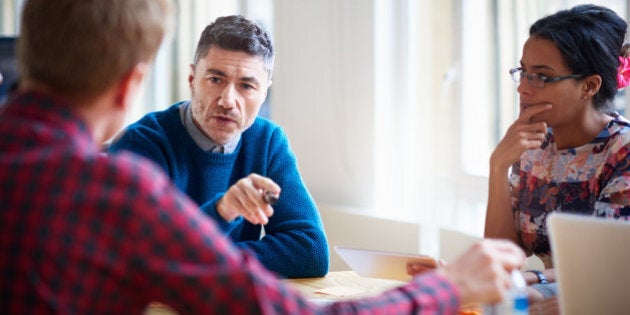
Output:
[548, 213, 630, 314]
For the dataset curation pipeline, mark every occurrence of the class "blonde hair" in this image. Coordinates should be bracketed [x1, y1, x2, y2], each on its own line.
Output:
[18, 0, 175, 101]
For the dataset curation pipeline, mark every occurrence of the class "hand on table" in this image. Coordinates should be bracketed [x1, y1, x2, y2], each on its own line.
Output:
[217, 173, 281, 225]
[436, 239, 526, 306]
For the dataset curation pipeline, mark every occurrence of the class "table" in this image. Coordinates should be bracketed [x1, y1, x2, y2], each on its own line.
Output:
[286, 271, 482, 314]
[285, 270, 405, 300]
[146, 271, 485, 314]
[145, 271, 403, 314]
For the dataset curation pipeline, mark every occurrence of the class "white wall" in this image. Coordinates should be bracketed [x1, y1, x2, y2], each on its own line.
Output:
[272, 0, 376, 209]
[271, 1, 480, 256]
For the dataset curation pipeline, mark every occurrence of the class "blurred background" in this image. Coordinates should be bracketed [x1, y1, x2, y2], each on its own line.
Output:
[2, 0, 628, 264]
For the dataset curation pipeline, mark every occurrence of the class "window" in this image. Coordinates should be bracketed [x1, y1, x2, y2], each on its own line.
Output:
[461, 0, 628, 178]
[0, 0, 23, 35]
[370, 0, 630, 240]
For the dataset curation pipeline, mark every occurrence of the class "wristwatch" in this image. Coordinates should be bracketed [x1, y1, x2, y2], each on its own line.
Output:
[527, 269, 549, 284]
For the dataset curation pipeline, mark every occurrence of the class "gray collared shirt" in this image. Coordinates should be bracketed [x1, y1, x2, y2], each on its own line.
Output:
[179, 101, 240, 153]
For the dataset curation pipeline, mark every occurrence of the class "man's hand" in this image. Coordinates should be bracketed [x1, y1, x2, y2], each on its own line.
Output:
[216, 174, 281, 225]
[436, 239, 526, 306]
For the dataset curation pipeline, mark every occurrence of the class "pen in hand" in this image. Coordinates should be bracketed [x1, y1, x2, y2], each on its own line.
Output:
[263, 191, 279, 205]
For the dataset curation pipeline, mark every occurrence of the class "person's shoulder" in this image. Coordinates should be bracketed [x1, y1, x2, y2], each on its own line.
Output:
[602, 115, 630, 151]
[86, 151, 199, 225]
[251, 116, 281, 129]
[97, 150, 173, 192]
[244, 117, 286, 139]
[126, 102, 184, 131]
[612, 114, 630, 128]
[608, 114, 630, 137]
[112, 102, 185, 146]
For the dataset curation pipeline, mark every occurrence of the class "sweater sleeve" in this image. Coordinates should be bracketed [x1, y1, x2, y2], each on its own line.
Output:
[234, 125, 330, 278]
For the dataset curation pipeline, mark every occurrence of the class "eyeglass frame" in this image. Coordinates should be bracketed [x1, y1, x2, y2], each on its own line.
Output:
[509, 67, 583, 88]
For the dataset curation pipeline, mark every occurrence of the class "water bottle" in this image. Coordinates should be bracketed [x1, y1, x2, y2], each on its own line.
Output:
[483, 269, 529, 315]
[511, 269, 529, 315]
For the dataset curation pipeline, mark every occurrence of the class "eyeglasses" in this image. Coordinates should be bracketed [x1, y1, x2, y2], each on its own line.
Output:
[509, 67, 583, 88]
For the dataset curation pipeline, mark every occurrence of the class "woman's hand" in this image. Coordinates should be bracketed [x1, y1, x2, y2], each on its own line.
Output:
[491, 104, 551, 171]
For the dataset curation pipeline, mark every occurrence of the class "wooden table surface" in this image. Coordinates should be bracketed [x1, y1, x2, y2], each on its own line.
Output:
[145, 270, 487, 314]
[285, 270, 405, 300]
[145, 271, 403, 314]
[286, 271, 483, 315]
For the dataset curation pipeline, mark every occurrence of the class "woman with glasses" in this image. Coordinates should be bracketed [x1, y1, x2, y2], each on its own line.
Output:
[485, 4, 630, 303]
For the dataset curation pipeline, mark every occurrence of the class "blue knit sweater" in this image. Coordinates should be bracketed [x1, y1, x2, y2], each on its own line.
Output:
[110, 102, 329, 278]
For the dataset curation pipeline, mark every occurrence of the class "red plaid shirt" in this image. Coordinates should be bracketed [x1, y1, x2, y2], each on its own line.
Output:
[0, 92, 460, 314]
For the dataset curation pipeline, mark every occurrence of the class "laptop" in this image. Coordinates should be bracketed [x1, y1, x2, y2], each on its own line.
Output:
[334, 246, 438, 281]
[548, 213, 630, 314]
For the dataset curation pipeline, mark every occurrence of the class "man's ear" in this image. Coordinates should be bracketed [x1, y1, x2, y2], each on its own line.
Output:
[188, 64, 195, 88]
[115, 62, 150, 111]
[262, 79, 272, 100]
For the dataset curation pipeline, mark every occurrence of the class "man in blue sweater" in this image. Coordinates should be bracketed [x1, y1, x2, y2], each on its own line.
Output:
[110, 15, 329, 278]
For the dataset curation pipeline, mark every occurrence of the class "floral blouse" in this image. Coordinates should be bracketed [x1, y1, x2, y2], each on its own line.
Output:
[510, 114, 630, 268]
